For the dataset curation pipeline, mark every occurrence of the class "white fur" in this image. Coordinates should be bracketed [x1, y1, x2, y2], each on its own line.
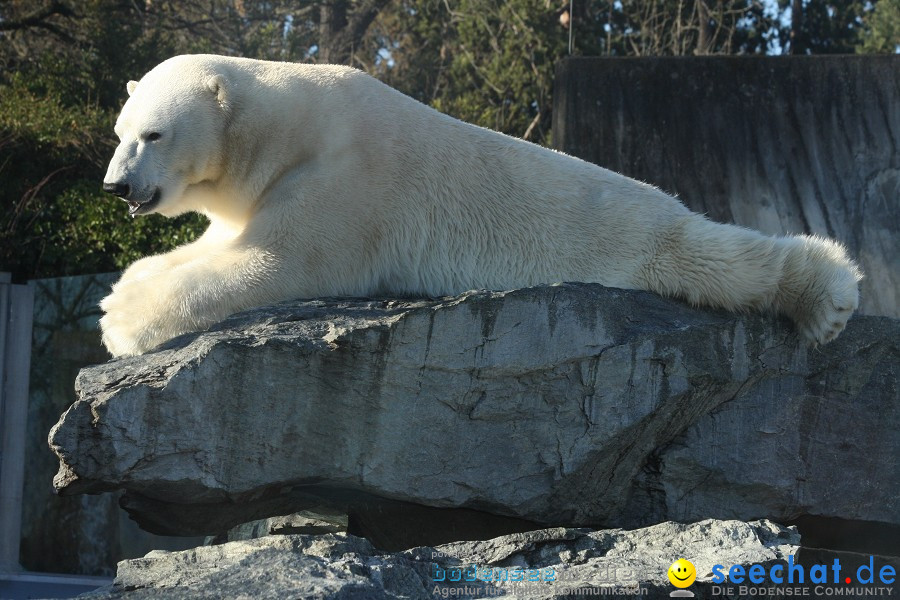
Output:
[100, 55, 863, 357]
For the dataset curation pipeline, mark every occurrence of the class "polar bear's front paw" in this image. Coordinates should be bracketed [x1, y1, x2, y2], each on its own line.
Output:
[100, 313, 145, 358]
[99, 279, 173, 357]
[788, 236, 862, 346]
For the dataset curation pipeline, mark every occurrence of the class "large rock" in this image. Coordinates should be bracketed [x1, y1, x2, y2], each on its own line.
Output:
[82, 519, 799, 599]
[49, 284, 899, 539]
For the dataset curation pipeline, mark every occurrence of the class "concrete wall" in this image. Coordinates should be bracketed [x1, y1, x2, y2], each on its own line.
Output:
[553, 55, 899, 318]
[21, 273, 202, 576]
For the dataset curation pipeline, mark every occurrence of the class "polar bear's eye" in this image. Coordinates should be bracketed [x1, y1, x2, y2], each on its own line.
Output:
[147, 132, 162, 142]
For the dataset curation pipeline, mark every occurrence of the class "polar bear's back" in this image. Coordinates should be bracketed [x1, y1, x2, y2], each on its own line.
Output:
[339, 76, 693, 295]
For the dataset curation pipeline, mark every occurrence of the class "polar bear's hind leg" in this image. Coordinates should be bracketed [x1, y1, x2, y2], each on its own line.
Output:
[636, 214, 862, 345]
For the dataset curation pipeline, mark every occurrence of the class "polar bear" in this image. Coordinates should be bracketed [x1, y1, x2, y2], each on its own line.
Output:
[100, 54, 862, 357]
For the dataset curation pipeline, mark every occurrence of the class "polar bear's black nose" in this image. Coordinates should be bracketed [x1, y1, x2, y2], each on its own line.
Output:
[103, 182, 130, 198]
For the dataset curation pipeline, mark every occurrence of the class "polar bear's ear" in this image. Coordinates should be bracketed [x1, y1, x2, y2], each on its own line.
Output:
[206, 75, 227, 105]
[126, 80, 138, 96]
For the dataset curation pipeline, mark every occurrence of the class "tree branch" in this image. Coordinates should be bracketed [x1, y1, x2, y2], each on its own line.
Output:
[0, 1, 76, 42]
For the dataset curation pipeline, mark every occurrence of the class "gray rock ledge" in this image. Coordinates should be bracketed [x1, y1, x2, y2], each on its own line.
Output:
[49, 284, 899, 538]
[81, 519, 799, 599]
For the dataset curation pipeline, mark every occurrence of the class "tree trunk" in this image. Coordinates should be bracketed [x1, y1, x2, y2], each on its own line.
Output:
[696, 1, 712, 55]
[318, 0, 350, 63]
[790, 0, 804, 55]
[317, 0, 390, 65]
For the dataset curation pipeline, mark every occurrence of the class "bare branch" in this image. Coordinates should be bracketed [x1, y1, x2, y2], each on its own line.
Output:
[0, 0, 77, 42]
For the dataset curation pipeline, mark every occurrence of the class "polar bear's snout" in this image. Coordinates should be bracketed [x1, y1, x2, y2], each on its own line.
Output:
[103, 182, 130, 198]
[102, 178, 163, 217]
[104, 138, 168, 216]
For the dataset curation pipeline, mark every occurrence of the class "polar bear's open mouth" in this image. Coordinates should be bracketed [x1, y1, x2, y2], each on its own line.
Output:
[127, 188, 162, 217]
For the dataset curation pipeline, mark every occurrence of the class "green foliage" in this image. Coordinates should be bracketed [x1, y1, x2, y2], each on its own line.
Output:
[45, 184, 207, 272]
[858, 0, 900, 53]
[381, 0, 565, 145]
[0, 0, 210, 281]
[775, 0, 870, 54]
[435, 0, 564, 143]
[0, 70, 111, 159]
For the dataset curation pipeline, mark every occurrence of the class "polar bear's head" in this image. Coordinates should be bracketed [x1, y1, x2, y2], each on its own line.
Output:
[103, 57, 228, 217]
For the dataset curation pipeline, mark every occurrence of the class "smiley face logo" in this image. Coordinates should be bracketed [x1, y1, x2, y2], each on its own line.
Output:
[668, 558, 697, 588]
